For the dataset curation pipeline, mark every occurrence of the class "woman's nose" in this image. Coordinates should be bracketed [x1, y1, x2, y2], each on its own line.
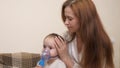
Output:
[64, 20, 69, 25]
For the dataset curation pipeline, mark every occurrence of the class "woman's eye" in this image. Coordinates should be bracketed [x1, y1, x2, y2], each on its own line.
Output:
[68, 17, 73, 21]
[68, 18, 72, 21]
[65, 16, 73, 21]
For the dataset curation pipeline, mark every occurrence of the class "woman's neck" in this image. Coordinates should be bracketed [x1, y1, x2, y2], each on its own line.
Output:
[76, 32, 81, 38]
[76, 32, 83, 54]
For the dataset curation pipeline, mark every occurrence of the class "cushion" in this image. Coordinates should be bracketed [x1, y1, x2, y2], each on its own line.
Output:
[0, 52, 40, 68]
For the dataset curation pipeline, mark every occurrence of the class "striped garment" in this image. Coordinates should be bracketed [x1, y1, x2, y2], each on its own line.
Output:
[0, 52, 40, 68]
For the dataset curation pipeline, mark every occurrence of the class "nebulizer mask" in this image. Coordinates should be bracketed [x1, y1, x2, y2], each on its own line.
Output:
[37, 49, 50, 67]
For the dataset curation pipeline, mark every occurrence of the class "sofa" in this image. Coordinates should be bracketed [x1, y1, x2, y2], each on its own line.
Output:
[0, 52, 40, 68]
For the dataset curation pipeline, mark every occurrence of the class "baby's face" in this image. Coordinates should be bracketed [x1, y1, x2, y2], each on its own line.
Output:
[43, 37, 58, 57]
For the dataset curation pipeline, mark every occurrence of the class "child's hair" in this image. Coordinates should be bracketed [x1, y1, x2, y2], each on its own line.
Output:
[44, 33, 65, 41]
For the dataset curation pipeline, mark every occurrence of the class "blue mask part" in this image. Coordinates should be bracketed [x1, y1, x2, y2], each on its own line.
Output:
[38, 59, 45, 67]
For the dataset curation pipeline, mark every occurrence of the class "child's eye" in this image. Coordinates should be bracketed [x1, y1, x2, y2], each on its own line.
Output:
[49, 47, 52, 49]
[43, 45, 46, 48]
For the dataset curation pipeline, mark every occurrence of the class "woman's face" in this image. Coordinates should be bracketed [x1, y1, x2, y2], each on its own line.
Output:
[43, 37, 57, 57]
[64, 6, 80, 33]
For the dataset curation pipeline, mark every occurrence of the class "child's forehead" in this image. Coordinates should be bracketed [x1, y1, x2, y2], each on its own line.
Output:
[44, 37, 55, 45]
[44, 36, 54, 41]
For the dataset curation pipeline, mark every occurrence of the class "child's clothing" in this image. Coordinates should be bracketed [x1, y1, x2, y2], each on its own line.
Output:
[44, 58, 66, 68]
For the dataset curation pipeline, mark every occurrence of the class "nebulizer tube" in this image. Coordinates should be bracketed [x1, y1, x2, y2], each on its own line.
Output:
[37, 49, 50, 67]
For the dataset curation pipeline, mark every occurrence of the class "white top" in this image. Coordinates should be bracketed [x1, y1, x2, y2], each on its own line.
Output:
[68, 37, 82, 68]
[44, 58, 66, 68]
[62, 31, 81, 68]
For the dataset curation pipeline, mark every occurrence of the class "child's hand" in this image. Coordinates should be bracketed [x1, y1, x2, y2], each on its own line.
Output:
[35, 66, 42, 68]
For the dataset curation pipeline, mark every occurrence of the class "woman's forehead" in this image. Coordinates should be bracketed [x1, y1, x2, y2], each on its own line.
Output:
[64, 6, 75, 17]
[65, 6, 73, 13]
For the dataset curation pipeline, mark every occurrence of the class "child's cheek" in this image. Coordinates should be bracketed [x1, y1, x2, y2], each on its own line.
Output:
[50, 49, 57, 57]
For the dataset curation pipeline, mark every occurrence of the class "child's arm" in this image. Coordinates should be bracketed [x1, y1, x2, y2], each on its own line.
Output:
[35, 66, 42, 68]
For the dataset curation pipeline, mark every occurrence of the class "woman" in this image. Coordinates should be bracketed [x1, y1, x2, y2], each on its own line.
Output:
[54, 0, 114, 68]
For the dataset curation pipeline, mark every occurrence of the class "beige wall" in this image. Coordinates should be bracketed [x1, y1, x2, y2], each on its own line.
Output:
[0, 0, 66, 53]
[0, 0, 119, 68]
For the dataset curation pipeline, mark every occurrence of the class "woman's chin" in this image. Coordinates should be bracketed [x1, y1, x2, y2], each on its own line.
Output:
[68, 30, 75, 33]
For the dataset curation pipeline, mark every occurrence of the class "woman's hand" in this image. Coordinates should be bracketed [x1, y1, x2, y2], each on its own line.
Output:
[54, 36, 68, 59]
[54, 36, 74, 68]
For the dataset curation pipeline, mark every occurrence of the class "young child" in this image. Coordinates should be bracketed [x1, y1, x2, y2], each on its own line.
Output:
[36, 33, 66, 68]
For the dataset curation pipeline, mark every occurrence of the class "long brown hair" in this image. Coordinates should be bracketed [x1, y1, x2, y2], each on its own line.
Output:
[62, 0, 114, 68]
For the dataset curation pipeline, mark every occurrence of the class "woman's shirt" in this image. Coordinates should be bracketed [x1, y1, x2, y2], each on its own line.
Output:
[68, 37, 82, 68]
[62, 31, 82, 68]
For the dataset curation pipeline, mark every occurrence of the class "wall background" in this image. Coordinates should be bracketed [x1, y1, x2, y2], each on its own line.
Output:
[0, 0, 119, 68]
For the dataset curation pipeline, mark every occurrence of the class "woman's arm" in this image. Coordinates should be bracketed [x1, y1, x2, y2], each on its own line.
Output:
[63, 55, 74, 68]
[54, 36, 74, 68]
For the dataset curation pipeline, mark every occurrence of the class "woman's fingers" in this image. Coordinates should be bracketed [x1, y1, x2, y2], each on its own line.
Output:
[54, 36, 67, 53]
[58, 36, 65, 45]
[54, 38, 60, 49]
[54, 37, 59, 49]
[54, 36, 70, 62]
[54, 36, 63, 48]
